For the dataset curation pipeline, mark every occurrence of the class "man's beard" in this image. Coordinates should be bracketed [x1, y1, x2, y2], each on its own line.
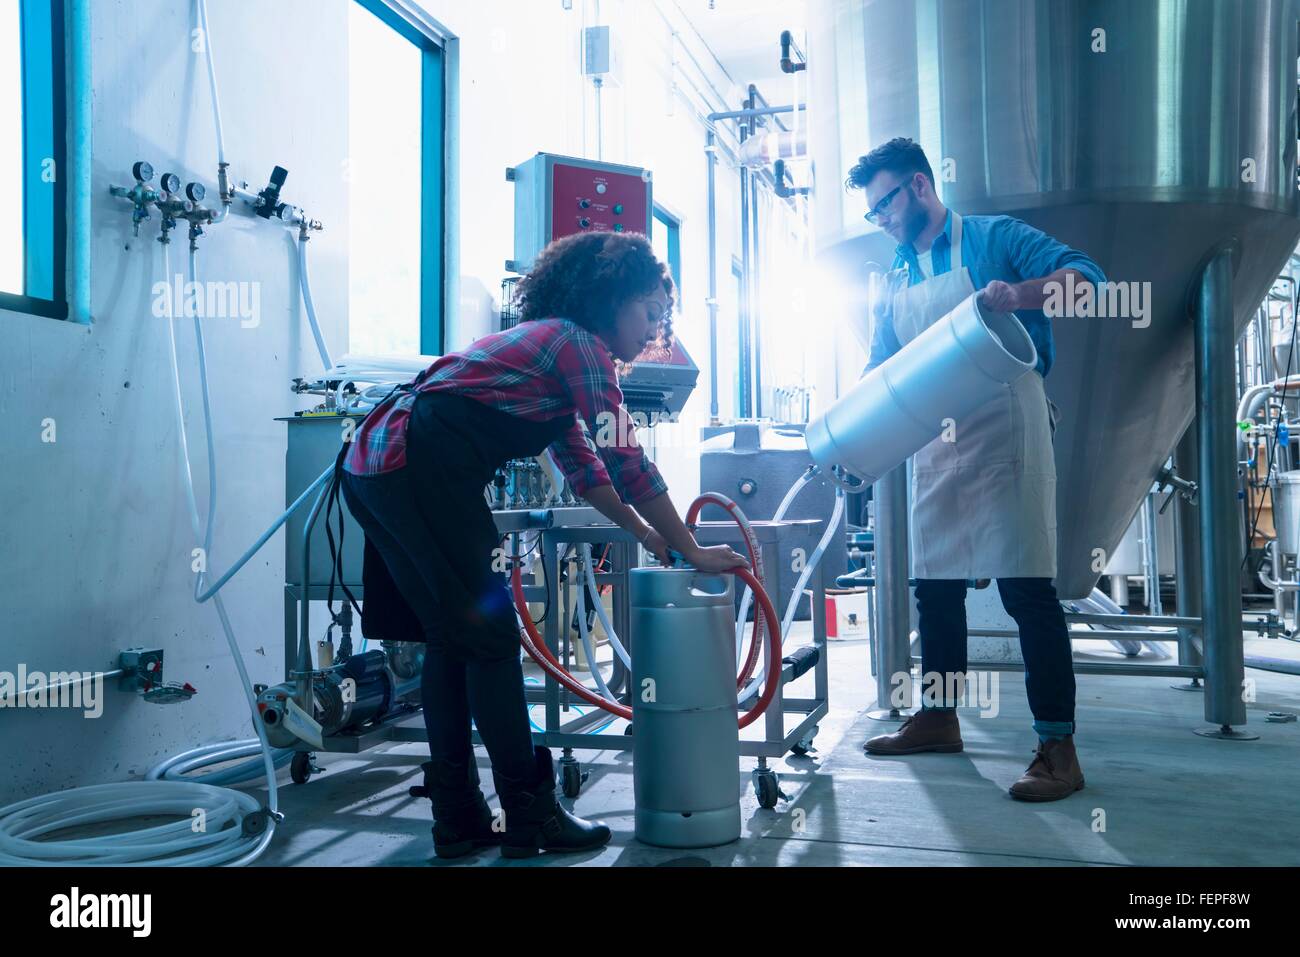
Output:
[899, 203, 929, 246]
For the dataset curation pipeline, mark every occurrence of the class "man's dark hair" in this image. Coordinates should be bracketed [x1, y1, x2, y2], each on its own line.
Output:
[845, 137, 935, 192]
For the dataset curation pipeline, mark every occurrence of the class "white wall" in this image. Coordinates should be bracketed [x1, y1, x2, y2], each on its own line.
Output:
[0, 0, 349, 801]
[0, 0, 784, 802]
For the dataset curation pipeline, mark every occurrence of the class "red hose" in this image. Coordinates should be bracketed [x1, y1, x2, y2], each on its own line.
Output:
[510, 501, 783, 728]
[511, 562, 632, 720]
[685, 493, 767, 687]
[733, 563, 781, 729]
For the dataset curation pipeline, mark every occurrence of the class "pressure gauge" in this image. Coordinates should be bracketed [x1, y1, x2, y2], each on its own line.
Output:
[185, 182, 206, 203]
[160, 173, 181, 195]
[132, 161, 154, 182]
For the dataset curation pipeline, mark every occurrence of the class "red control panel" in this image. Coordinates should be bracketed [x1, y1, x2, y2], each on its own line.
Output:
[551, 162, 649, 242]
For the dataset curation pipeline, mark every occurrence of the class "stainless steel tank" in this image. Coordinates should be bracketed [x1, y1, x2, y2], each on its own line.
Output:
[630, 567, 741, 848]
[1273, 470, 1300, 556]
[808, 0, 1300, 598]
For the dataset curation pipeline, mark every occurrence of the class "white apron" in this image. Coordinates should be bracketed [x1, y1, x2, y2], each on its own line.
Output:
[890, 213, 1058, 579]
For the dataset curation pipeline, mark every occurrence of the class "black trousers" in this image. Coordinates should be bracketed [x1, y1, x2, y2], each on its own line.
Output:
[915, 577, 1076, 727]
[341, 392, 573, 781]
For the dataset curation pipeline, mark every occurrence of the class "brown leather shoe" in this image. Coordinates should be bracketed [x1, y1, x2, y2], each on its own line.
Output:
[1009, 736, 1085, 801]
[863, 708, 963, 754]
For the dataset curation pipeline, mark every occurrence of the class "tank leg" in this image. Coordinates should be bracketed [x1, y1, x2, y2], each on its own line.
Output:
[1195, 247, 1255, 739]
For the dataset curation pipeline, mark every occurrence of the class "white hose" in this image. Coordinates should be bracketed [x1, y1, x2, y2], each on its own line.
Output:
[580, 544, 630, 668]
[0, 781, 268, 866]
[735, 468, 817, 665]
[147, 740, 294, 787]
[1073, 589, 1172, 660]
[738, 483, 844, 705]
[197, 0, 225, 165]
[574, 573, 619, 702]
[298, 235, 334, 372]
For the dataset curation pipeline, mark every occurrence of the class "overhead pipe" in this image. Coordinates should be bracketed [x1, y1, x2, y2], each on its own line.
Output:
[779, 29, 806, 73]
[705, 130, 719, 422]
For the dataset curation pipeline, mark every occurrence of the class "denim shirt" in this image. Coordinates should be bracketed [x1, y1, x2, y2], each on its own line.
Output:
[864, 210, 1107, 378]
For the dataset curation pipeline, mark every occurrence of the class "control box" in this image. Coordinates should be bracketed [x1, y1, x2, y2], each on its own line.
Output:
[507, 152, 652, 272]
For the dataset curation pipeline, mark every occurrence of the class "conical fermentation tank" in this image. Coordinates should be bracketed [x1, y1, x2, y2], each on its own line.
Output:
[807, 0, 1300, 598]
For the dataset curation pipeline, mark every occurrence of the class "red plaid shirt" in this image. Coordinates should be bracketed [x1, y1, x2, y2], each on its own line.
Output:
[342, 318, 667, 505]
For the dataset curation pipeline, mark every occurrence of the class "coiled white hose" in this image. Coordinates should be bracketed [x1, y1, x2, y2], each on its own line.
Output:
[0, 781, 269, 866]
[147, 740, 294, 788]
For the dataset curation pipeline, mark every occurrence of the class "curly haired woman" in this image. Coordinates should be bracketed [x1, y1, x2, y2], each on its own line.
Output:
[340, 231, 746, 860]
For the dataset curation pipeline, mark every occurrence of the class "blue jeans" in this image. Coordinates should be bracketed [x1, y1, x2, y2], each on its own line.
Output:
[914, 577, 1076, 733]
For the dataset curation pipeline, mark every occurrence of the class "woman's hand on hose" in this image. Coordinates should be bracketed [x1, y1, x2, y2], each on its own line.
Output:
[684, 543, 749, 573]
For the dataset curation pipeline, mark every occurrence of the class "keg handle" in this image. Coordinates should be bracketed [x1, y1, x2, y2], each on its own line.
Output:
[823, 464, 869, 494]
[689, 575, 729, 597]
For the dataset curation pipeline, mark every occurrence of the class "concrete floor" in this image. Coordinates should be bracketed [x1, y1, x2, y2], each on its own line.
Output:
[251, 628, 1300, 867]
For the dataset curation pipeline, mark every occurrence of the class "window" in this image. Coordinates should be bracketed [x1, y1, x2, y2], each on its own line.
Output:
[1, 0, 67, 319]
[651, 203, 681, 301]
[348, 0, 445, 356]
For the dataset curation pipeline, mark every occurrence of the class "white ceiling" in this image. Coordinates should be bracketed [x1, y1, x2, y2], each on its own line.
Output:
[675, 0, 807, 99]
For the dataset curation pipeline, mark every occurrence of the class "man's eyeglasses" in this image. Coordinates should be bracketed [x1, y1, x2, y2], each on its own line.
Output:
[864, 182, 909, 224]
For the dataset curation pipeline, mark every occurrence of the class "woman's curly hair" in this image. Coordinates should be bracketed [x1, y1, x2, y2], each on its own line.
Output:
[515, 231, 675, 367]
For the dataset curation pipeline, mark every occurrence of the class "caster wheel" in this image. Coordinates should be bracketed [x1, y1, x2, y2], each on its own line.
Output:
[290, 751, 318, 785]
[791, 725, 820, 756]
[560, 760, 588, 798]
[753, 769, 780, 809]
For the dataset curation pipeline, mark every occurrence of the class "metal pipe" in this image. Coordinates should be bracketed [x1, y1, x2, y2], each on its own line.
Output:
[1243, 655, 1300, 676]
[872, 465, 911, 713]
[1066, 611, 1201, 629]
[969, 628, 1178, 642]
[1141, 490, 1163, 614]
[943, 660, 1204, 678]
[1109, 574, 1130, 607]
[1173, 420, 1204, 669]
[1197, 247, 1248, 728]
[738, 162, 752, 417]
[705, 131, 719, 421]
[706, 104, 804, 122]
[751, 153, 762, 418]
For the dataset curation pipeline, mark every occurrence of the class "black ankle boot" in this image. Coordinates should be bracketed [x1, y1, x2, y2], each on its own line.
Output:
[409, 758, 502, 859]
[492, 747, 611, 859]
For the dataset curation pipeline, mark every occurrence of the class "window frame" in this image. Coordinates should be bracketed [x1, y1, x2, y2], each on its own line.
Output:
[652, 203, 682, 302]
[1, 0, 68, 320]
[352, 0, 447, 354]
